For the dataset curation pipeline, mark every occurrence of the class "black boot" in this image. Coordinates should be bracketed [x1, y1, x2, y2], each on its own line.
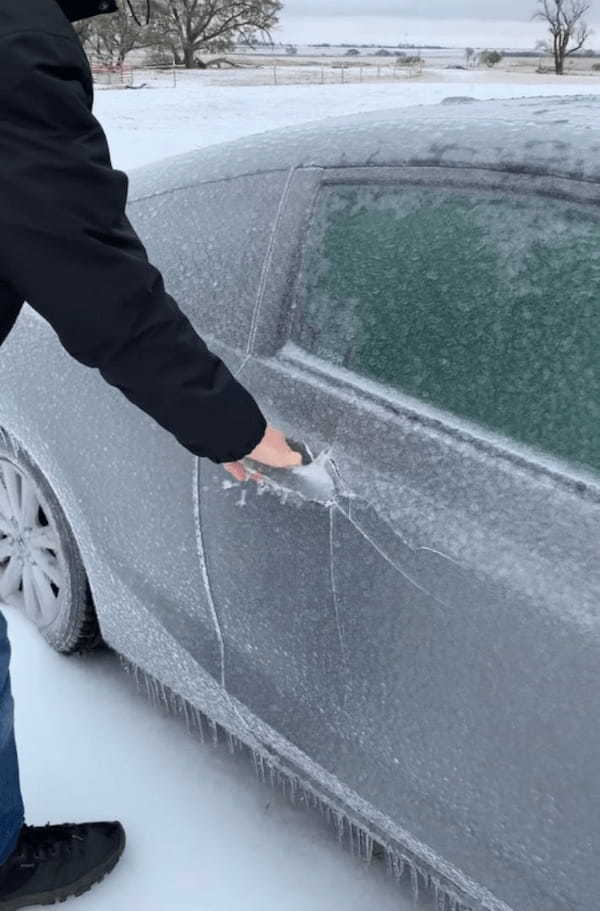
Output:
[0, 821, 125, 909]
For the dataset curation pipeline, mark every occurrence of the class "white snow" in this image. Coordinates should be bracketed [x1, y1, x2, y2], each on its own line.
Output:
[5, 608, 403, 910]
[5, 72, 600, 909]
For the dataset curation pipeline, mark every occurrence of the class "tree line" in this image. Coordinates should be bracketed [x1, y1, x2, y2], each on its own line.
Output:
[76, 0, 282, 68]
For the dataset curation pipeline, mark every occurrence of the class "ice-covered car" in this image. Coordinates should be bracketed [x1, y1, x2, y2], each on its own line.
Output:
[1, 96, 599, 911]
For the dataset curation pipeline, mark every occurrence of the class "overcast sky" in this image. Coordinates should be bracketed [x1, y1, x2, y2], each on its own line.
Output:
[284, 0, 532, 17]
[277, 0, 600, 48]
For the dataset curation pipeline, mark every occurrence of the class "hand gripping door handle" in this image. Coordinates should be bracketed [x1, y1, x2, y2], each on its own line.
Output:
[241, 439, 339, 506]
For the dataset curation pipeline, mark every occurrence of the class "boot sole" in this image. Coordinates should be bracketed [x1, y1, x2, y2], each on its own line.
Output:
[0, 826, 126, 910]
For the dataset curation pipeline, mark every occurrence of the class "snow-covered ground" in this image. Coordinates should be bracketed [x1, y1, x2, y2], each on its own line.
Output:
[6, 608, 404, 911]
[5, 73, 600, 909]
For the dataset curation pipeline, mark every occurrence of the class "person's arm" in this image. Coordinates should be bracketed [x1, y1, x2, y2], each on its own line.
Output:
[0, 27, 266, 465]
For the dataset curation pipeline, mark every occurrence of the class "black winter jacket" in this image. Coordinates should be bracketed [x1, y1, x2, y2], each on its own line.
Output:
[0, 0, 268, 464]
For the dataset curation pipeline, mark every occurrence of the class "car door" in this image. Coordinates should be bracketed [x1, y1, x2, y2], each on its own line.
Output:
[262, 167, 600, 911]
[197, 168, 350, 761]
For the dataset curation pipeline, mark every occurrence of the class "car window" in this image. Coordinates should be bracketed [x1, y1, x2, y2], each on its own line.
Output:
[128, 171, 289, 350]
[292, 182, 600, 475]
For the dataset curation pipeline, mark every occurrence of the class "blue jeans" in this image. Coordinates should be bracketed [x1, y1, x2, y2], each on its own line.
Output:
[0, 608, 24, 864]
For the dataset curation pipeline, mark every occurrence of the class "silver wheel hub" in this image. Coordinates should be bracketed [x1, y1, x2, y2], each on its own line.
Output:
[0, 458, 64, 626]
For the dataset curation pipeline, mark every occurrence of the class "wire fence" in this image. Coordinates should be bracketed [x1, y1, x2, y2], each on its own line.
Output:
[91, 62, 423, 90]
[92, 65, 177, 90]
[269, 62, 424, 85]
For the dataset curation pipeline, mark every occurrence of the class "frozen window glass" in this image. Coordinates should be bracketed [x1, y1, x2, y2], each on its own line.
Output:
[293, 183, 600, 475]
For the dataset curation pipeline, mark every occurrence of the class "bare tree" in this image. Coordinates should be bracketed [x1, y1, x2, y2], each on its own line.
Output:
[76, 5, 147, 66]
[532, 0, 591, 74]
[74, 19, 95, 50]
[148, 0, 282, 69]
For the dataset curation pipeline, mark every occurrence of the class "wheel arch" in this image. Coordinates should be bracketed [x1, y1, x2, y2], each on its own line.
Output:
[0, 420, 102, 626]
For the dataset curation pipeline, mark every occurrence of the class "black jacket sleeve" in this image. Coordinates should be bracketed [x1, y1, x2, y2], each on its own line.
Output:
[0, 282, 23, 347]
[0, 28, 267, 465]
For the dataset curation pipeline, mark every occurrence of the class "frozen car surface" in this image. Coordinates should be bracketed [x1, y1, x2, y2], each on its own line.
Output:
[1, 96, 600, 911]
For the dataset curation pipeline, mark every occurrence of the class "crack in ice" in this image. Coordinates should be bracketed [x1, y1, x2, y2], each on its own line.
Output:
[247, 165, 296, 357]
[329, 505, 349, 693]
[334, 501, 452, 611]
[193, 459, 286, 753]
[236, 165, 297, 380]
[192, 456, 226, 688]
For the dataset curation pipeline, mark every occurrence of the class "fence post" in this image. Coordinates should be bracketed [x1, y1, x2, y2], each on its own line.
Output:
[273, 63, 278, 85]
[341, 66, 344, 83]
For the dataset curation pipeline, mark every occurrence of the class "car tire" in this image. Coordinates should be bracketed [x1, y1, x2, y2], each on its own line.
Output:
[0, 429, 102, 653]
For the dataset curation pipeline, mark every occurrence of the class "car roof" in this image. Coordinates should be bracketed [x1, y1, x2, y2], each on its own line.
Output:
[128, 95, 600, 202]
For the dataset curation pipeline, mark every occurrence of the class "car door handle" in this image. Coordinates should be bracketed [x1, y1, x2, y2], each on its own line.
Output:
[241, 439, 339, 506]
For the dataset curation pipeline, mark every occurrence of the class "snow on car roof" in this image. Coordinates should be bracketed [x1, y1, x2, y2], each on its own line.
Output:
[128, 95, 600, 202]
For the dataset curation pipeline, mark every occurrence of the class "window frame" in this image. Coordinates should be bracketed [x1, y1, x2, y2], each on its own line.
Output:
[264, 165, 600, 496]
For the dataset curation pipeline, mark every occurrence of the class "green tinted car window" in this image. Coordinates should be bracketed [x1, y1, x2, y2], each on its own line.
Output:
[293, 183, 600, 474]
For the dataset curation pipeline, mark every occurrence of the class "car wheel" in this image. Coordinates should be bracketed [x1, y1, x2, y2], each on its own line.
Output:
[0, 431, 101, 653]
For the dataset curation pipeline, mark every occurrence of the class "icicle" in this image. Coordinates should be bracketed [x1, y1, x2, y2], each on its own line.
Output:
[396, 855, 406, 882]
[349, 823, 356, 857]
[409, 862, 420, 905]
[207, 718, 218, 745]
[383, 848, 393, 876]
[260, 754, 269, 783]
[280, 774, 288, 801]
[252, 750, 266, 783]
[157, 681, 168, 712]
[334, 811, 345, 844]
[432, 877, 445, 911]
[192, 707, 205, 742]
[131, 663, 140, 689]
[356, 829, 366, 862]
[182, 700, 193, 733]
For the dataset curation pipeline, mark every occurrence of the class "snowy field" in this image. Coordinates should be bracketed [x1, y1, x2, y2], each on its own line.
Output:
[4, 73, 600, 909]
